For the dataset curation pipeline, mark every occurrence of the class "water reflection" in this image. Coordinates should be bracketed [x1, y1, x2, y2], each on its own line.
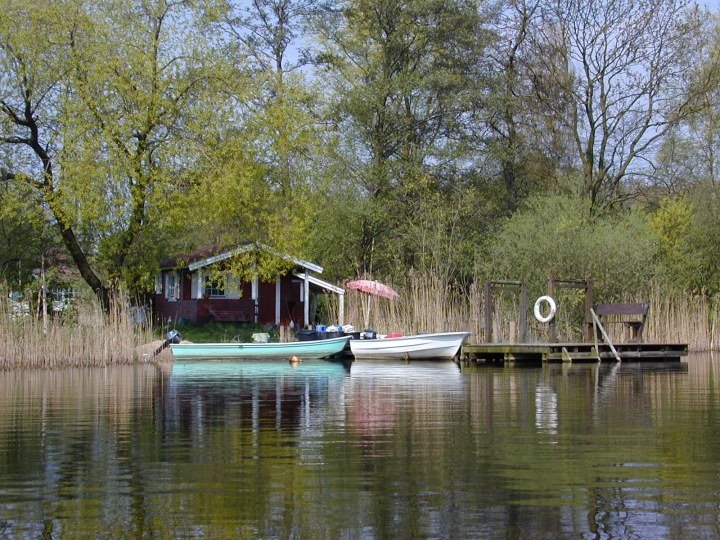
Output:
[0, 356, 718, 537]
[535, 383, 558, 435]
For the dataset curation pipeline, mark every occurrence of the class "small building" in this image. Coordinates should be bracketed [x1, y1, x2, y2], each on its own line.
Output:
[154, 243, 344, 327]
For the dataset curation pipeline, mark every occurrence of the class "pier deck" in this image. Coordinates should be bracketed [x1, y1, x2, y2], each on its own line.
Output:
[461, 342, 688, 364]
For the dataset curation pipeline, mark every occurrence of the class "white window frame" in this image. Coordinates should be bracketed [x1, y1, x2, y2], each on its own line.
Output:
[204, 275, 226, 298]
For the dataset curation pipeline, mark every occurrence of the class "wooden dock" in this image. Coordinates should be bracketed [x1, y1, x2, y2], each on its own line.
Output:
[461, 342, 689, 364]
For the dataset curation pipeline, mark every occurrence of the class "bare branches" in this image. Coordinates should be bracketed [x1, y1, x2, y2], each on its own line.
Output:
[527, 0, 707, 209]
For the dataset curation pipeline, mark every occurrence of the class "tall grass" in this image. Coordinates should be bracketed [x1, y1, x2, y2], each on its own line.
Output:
[338, 271, 720, 351]
[0, 291, 154, 369]
[640, 285, 720, 351]
[339, 271, 483, 339]
[338, 270, 583, 343]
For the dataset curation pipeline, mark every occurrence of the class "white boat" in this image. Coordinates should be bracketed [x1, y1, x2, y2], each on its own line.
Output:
[349, 331, 470, 360]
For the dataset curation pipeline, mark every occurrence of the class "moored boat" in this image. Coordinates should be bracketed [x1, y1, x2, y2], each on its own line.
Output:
[349, 331, 470, 360]
[171, 335, 351, 359]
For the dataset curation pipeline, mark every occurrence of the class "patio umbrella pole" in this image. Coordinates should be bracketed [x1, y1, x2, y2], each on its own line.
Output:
[364, 295, 371, 329]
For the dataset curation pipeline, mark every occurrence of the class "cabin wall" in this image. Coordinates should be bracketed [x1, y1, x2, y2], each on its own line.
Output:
[154, 270, 309, 326]
[254, 277, 304, 327]
[196, 295, 255, 322]
[281, 278, 303, 326]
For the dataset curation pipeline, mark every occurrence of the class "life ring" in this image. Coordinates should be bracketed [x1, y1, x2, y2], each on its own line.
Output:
[534, 296, 557, 323]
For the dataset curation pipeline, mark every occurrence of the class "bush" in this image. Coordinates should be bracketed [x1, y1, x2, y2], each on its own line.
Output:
[485, 194, 657, 299]
[650, 183, 720, 294]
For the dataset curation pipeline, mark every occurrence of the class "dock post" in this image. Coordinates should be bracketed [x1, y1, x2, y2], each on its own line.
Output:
[547, 277, 557, 342]
[519, 283, 527, 342]
[484, 281, 492, 343]
[584, 278, 594, 341]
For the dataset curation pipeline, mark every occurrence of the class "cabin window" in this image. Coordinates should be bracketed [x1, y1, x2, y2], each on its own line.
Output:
[204, 277, 225, 298]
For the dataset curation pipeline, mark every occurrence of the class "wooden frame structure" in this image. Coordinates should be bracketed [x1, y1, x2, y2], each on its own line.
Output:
[484, 280, 528, 343]
[546, 277, 594, 342]
[466, 276, 687, 364]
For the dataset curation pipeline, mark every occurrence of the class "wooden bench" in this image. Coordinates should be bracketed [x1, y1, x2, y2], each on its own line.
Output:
[594, 303, 649, 343]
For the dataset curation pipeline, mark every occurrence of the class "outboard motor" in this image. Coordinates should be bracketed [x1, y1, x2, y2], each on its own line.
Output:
[165, 329, 182, 344]
[362, 329, 377, 339]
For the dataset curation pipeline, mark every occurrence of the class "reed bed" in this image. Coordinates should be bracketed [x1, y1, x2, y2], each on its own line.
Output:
[0, 292, 154, 369]
[340, 273, 720, 351]
[638, 286, 720, 352]
[340, 271, 483, 340]
[339, 270, 583, 344]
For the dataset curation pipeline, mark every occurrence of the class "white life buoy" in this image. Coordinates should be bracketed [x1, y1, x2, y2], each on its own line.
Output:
[534, 296, 557, 323]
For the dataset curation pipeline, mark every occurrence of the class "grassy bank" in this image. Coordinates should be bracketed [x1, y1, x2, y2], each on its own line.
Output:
[0, 293, 154, 369]
[340, 273, 720, 352]
[159, 321, 279, 343]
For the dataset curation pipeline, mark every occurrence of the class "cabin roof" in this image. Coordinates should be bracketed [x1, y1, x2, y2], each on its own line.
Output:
[160, 243, 323, 274]
[293, 272, 344, 295]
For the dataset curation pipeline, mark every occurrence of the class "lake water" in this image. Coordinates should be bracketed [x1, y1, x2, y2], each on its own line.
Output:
[0, 354, 719, 538]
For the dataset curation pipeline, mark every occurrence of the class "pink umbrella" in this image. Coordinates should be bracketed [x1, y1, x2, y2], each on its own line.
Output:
[345, 279, 399, 329]
[345, 279, 399, 300]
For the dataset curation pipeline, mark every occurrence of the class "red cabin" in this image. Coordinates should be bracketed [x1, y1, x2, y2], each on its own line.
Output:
[154, 243, 344, 327]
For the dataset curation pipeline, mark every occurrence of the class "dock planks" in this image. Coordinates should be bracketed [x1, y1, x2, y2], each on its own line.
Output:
[461, 342, 688, 364]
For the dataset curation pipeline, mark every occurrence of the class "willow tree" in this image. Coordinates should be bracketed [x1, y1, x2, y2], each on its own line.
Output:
[177, 0, 329, 269]
[0, 171, 55, 288]
[0, 0, 221, 300]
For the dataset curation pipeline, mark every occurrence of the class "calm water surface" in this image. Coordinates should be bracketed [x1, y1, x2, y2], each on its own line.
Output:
[1, 354, 719, 538]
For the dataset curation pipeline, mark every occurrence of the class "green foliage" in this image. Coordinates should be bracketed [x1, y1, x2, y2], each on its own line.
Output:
[0, 177, 54, 286]
[486, 194, 658, 299]
[162, 321, 278, 344]
[0, 0, 230, 299]
[384, 185, 497, 284]
[315, 0, 490, 274]
[62, 0, 223, 282]
[305, 182, 368, 279]
[168, 126, 318, 282]
[650, 184, 720, 293]
[1, 0, 719, 307]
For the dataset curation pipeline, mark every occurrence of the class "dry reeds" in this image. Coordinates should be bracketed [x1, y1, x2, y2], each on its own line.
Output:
[338, 270, 576, 344]
[339, 272, 720, 351]
[0, 291, 154, 369]
[340, 270, 466, 336]
[639, 285, 720, 351]
[337, 270, 479, 339]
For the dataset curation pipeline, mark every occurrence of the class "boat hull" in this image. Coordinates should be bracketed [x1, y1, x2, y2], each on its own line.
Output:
[349, 332, 470, 360]
[171, 336, 351, 359]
